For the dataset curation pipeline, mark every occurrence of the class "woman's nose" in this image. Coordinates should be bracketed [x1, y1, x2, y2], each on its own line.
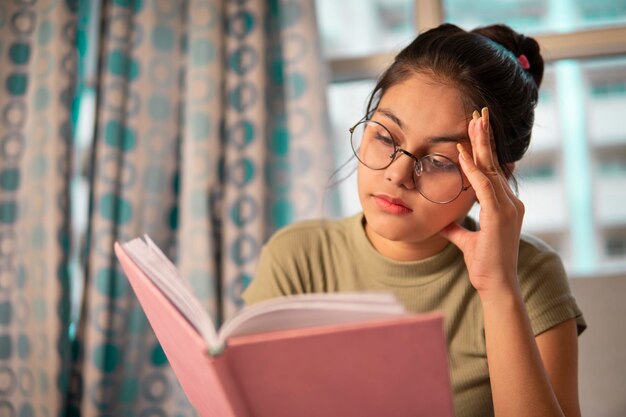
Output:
[384, 152, 416, 189]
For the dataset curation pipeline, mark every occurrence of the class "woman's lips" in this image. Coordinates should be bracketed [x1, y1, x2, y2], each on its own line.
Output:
[373, 194, 413, 214]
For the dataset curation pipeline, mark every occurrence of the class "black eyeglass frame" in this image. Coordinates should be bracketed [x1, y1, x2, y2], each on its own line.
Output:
[349, 118, 471, 204]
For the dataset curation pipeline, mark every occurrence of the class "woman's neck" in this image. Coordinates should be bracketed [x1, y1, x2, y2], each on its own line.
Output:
[364, 222, 451, 262]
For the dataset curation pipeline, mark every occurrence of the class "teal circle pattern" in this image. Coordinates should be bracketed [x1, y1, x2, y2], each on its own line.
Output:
[0, 169, 20, 191]
[281, 0, 303, 28]
[8, 43, 31, 65]
[31, 298, 46, 322]
[31, 224, 46, 249]
[92, 304, 128, 338]
[189, 190, 207, 219]
[228, 82, 258, 112]
[142, 166, 166, 192]
[190, 39, 215, 66]
[0, 335, 11, 359]
[141, 373, 171, 402]
[0, 201, 18, 224]
[30, 154, 48, 178]
[17, 334, 30, 359]
[229, 235, 259, 266]
[16, 265, 26, 289]
[148, 57, 175, 86]
[95, 267, 129, 299]
[228, 273, 253, 307]
[189, 113, 212, 141]
[285, 72, 307, 100]
[113, 0, 143, 12]
[227, 120, 254, 149]
[273, 199, 294, 228]
[0, 301, 12, 325]
[99, 193, 133, 224]
[228, 45, 257, 76]
[150, 344, 167, 367]
[272, 126, 289, 155]
[147, 94, 170, 119]
[108, 49, 140, 81]
[228, 158, 255, 187]
[6, 73, 28, 96]
[38, 20, 53, 46]
[104, 120, 136, 151]
[227, 10, 255, 39]
[3, 101, 27, 128]
[34, 86, 51, 111]
[151, 25, 175, 52]
[120, 378, 140, 403]
[92, 343, 120, 373]
[128, 306, 147, 334]
[230, 195, 258, 227]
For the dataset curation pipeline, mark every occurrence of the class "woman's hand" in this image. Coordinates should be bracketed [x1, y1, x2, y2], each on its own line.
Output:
[439, 107, 525, 300]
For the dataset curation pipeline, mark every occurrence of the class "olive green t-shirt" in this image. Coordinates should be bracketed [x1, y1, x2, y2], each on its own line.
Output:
[242, 213, 586, 417]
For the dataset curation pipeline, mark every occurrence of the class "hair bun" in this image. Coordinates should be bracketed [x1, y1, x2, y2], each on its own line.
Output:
[471, 24, 544, 87]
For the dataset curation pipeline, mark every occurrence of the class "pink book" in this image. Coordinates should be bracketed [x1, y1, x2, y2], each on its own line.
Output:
[114, 236, 455, 417]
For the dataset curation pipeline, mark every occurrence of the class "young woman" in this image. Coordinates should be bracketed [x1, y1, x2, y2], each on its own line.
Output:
[243, 23, 586, 417]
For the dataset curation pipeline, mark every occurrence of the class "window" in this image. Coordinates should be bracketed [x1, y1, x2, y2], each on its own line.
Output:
[316, 0, 416, 58]
[445, 0, 626, 34]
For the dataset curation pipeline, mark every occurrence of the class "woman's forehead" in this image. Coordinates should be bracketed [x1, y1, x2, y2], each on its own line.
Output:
[376, 74, 469, 134]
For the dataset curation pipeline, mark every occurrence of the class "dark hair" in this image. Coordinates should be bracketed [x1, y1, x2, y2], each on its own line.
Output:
[365, 23, 544, 182]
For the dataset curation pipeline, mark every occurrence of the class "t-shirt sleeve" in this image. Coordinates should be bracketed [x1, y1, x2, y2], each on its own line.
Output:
[518, 246, 587, 336]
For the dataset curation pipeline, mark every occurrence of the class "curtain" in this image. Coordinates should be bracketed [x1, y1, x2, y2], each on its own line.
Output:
[0, 1, 76, 416]
[66, 0, 334, 415]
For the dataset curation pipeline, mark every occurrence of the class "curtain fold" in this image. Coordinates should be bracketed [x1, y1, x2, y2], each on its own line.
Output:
[0, 1, 76, 415]
[66, 0, 335, 415]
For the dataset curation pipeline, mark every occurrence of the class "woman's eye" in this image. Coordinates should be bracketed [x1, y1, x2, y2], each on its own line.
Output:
[374, 133, 394, 146]
[430, 156, 457, 170]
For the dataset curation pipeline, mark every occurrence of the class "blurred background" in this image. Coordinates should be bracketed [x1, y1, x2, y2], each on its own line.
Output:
[1, 0, 625, 416]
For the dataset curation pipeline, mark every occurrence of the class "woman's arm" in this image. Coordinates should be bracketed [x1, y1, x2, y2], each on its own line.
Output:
[481, 291, 580, 417]
[536, 319, 581, 417]
[440, 108, 581, 417]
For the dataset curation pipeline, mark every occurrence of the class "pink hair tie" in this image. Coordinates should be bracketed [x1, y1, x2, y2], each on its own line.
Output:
[517, 54, 530, 70]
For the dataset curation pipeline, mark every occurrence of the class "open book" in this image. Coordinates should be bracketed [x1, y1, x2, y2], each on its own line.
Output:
[114, 235, 455, 417]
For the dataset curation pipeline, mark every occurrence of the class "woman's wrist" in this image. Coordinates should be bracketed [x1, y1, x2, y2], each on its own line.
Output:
[476, 276, 523, 308]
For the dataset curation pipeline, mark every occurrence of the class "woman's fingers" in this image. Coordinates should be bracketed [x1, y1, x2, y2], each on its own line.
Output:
[439, 221, 471, 251]
[471, 108, 500, 176]
[468, 107, 510, 201]
[457, 143, 499, 211]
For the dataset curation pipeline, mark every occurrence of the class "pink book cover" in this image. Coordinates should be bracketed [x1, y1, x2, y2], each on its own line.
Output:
[115, 242, 455, 417]
[114, 243, 250, 417]
[225, 314, 455, 417]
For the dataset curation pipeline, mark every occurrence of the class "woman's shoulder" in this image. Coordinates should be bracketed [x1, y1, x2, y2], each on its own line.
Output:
[517, 232, 567, 281]
[518, 232, 560, 261]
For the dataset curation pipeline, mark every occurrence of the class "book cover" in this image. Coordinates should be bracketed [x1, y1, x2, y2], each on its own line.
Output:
[114, 239, 455, 417]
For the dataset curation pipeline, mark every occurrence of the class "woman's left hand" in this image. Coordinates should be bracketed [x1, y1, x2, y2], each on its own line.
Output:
[439, 107, 525, 299]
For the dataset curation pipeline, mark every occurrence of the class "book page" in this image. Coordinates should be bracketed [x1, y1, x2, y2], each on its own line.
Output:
[217, 292, 408, 347]
[122, 238, 219, 349]
[122, 236, 410, 355]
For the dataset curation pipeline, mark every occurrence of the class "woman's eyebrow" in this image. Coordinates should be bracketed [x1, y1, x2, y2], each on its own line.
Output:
[375, 108, 405, 131]
[428, 135, 470, 144]
[376, 107, 469, 144]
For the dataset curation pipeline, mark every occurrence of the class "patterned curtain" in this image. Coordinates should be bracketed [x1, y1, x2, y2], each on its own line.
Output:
[67, 0, 334, 415]
[0, 1, 76, 416]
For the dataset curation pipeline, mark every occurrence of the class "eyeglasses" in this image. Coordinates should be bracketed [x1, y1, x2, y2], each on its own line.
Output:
[349, 119, 469, 204]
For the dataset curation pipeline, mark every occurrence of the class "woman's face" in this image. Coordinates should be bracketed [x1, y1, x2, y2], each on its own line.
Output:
[358, 72, 477, 260]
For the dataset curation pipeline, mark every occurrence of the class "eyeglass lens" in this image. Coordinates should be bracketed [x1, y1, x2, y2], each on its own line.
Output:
[350, 120, 464, 204]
